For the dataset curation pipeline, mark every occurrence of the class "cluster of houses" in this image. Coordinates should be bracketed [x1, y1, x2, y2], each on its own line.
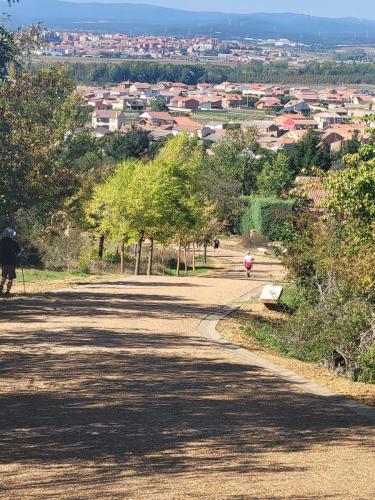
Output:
[40, 33, 221, 60]
[40, 31, 315, 65]
[79, 80, 374, 151]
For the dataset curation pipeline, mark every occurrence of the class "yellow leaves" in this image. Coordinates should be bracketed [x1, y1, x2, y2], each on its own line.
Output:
[342, 152, 359, 167]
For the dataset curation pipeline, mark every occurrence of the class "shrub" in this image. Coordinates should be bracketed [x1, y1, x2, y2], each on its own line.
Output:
[241, 196, 294, 241]
[282, 296, 371, 369]
[103, 250, 121, 264]
[356, 348, 375, 383]
[35, 231, 90, 271]
[77, 245, 98, 274]
[245, 283, 374, 382]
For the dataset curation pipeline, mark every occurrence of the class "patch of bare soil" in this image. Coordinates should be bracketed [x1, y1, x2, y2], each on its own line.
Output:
[218, 301, 375, 408]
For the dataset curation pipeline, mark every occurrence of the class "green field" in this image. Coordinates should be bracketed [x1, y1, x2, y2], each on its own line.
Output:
[193, 108, 274, 123]
[122, 108, 273, 126]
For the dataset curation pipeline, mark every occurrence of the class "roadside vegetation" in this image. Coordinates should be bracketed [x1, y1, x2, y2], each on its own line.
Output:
[241, 146, 375, 383]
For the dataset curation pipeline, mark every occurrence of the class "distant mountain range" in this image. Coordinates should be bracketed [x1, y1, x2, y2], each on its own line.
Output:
[5, 0, 375, 44]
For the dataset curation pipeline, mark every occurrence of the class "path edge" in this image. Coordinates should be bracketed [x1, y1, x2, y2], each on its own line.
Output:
[198, 286, 375, 424]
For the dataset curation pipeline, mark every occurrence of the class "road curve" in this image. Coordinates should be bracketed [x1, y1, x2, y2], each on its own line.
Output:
[0, 249, 374, 499]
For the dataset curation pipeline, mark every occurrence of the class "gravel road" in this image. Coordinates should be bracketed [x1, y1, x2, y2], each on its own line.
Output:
[0, 249, 374, 499]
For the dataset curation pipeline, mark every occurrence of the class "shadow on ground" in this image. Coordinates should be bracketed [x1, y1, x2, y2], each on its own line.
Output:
[0, 278, 372, 494]
[0, 281, 213, 325]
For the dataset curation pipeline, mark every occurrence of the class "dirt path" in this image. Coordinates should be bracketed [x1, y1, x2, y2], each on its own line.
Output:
[0, 249, 374, 499]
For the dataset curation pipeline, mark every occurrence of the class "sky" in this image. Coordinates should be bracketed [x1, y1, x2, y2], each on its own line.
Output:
[72, 0, 375, 19]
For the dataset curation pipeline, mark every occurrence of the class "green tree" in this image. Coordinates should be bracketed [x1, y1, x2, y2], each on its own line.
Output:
[210, 128, 260, 195]
[288, 130, 333, 174]
[325, 146, 375, 243]
[0, 21, 41, 79]
[156, 134, 206, 273]
[280, 95, 294, 106]
[87, 160, 137, 272]
[150, 98, 168, 111]
[103, 128, 150, 161]
[242, 95, 258, 108]
[257, 153, 294, 197]
[202, 163, 242, 233]
[0, 66, 86, 225]
[88, 134, 220, 276]
[340, 131, 361, 157]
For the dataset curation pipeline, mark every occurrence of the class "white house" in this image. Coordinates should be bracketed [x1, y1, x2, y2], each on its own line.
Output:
[92, 110, 126, 132]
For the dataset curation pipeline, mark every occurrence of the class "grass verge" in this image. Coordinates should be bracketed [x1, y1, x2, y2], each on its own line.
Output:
[22, 269, 89, 282]
[163, 264, 215, 277]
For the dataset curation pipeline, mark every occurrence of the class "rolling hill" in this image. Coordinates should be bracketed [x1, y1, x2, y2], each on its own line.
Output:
[4, 0, 375, 44]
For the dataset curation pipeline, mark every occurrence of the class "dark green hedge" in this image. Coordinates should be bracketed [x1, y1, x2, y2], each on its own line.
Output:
[241, 196, 294, 241]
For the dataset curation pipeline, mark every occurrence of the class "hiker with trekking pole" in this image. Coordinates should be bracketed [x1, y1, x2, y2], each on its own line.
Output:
[0, 227, 22, 297]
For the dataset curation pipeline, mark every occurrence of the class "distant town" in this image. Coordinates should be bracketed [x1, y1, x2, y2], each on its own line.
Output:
[37, 31, 374, 66]
[79, 78, 374, 152]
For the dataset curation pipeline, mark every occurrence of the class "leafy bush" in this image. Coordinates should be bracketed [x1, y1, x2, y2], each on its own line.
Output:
[103, 250, 121, 264]
[278, 283, 313, 312]
[356, 348, 375, 383]
[35, 231, 90, 272]
[241, 196, 294, 241]
[77, 245, 98, 274]
[282, 296, 371, 368]
[245, 284, 374, 382]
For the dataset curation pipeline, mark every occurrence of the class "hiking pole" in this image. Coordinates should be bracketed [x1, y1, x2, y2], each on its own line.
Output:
[21, 267, 26, 295]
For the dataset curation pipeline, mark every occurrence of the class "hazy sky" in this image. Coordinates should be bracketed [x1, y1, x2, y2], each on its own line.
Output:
[72, 0, 375, 19]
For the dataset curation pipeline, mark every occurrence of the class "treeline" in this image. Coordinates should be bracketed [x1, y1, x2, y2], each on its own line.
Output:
[52, 60, 375, 86]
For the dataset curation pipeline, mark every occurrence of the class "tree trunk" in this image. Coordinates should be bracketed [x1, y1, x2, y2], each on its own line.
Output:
[176, 240, 181, 277]
[7, 206, 16, 228]
[162, 246, 165, 276]
[184, 247, 188, 275]
[203, 241, 207, 264]
[120, 240, 125, 274]
[192, 242, 196, 272]
[135, 232, 144, 275]
[147, 238, 154, 276]
[98, 234, 105, 260]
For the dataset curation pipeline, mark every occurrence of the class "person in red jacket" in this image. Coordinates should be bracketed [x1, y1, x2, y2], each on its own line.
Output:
[0, 228, 21, 296]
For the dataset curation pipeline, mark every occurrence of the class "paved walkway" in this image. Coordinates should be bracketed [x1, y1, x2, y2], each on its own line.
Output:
[0, 250, 374, 499]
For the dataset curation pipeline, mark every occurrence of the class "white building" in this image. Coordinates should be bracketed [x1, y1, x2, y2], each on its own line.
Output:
[92, 110, 125, 132]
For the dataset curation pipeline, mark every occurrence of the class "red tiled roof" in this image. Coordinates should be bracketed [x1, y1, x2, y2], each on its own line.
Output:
[295, 176, 329, 209]
[173, 117, 201, 127]
[143, 112, 173, 120]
